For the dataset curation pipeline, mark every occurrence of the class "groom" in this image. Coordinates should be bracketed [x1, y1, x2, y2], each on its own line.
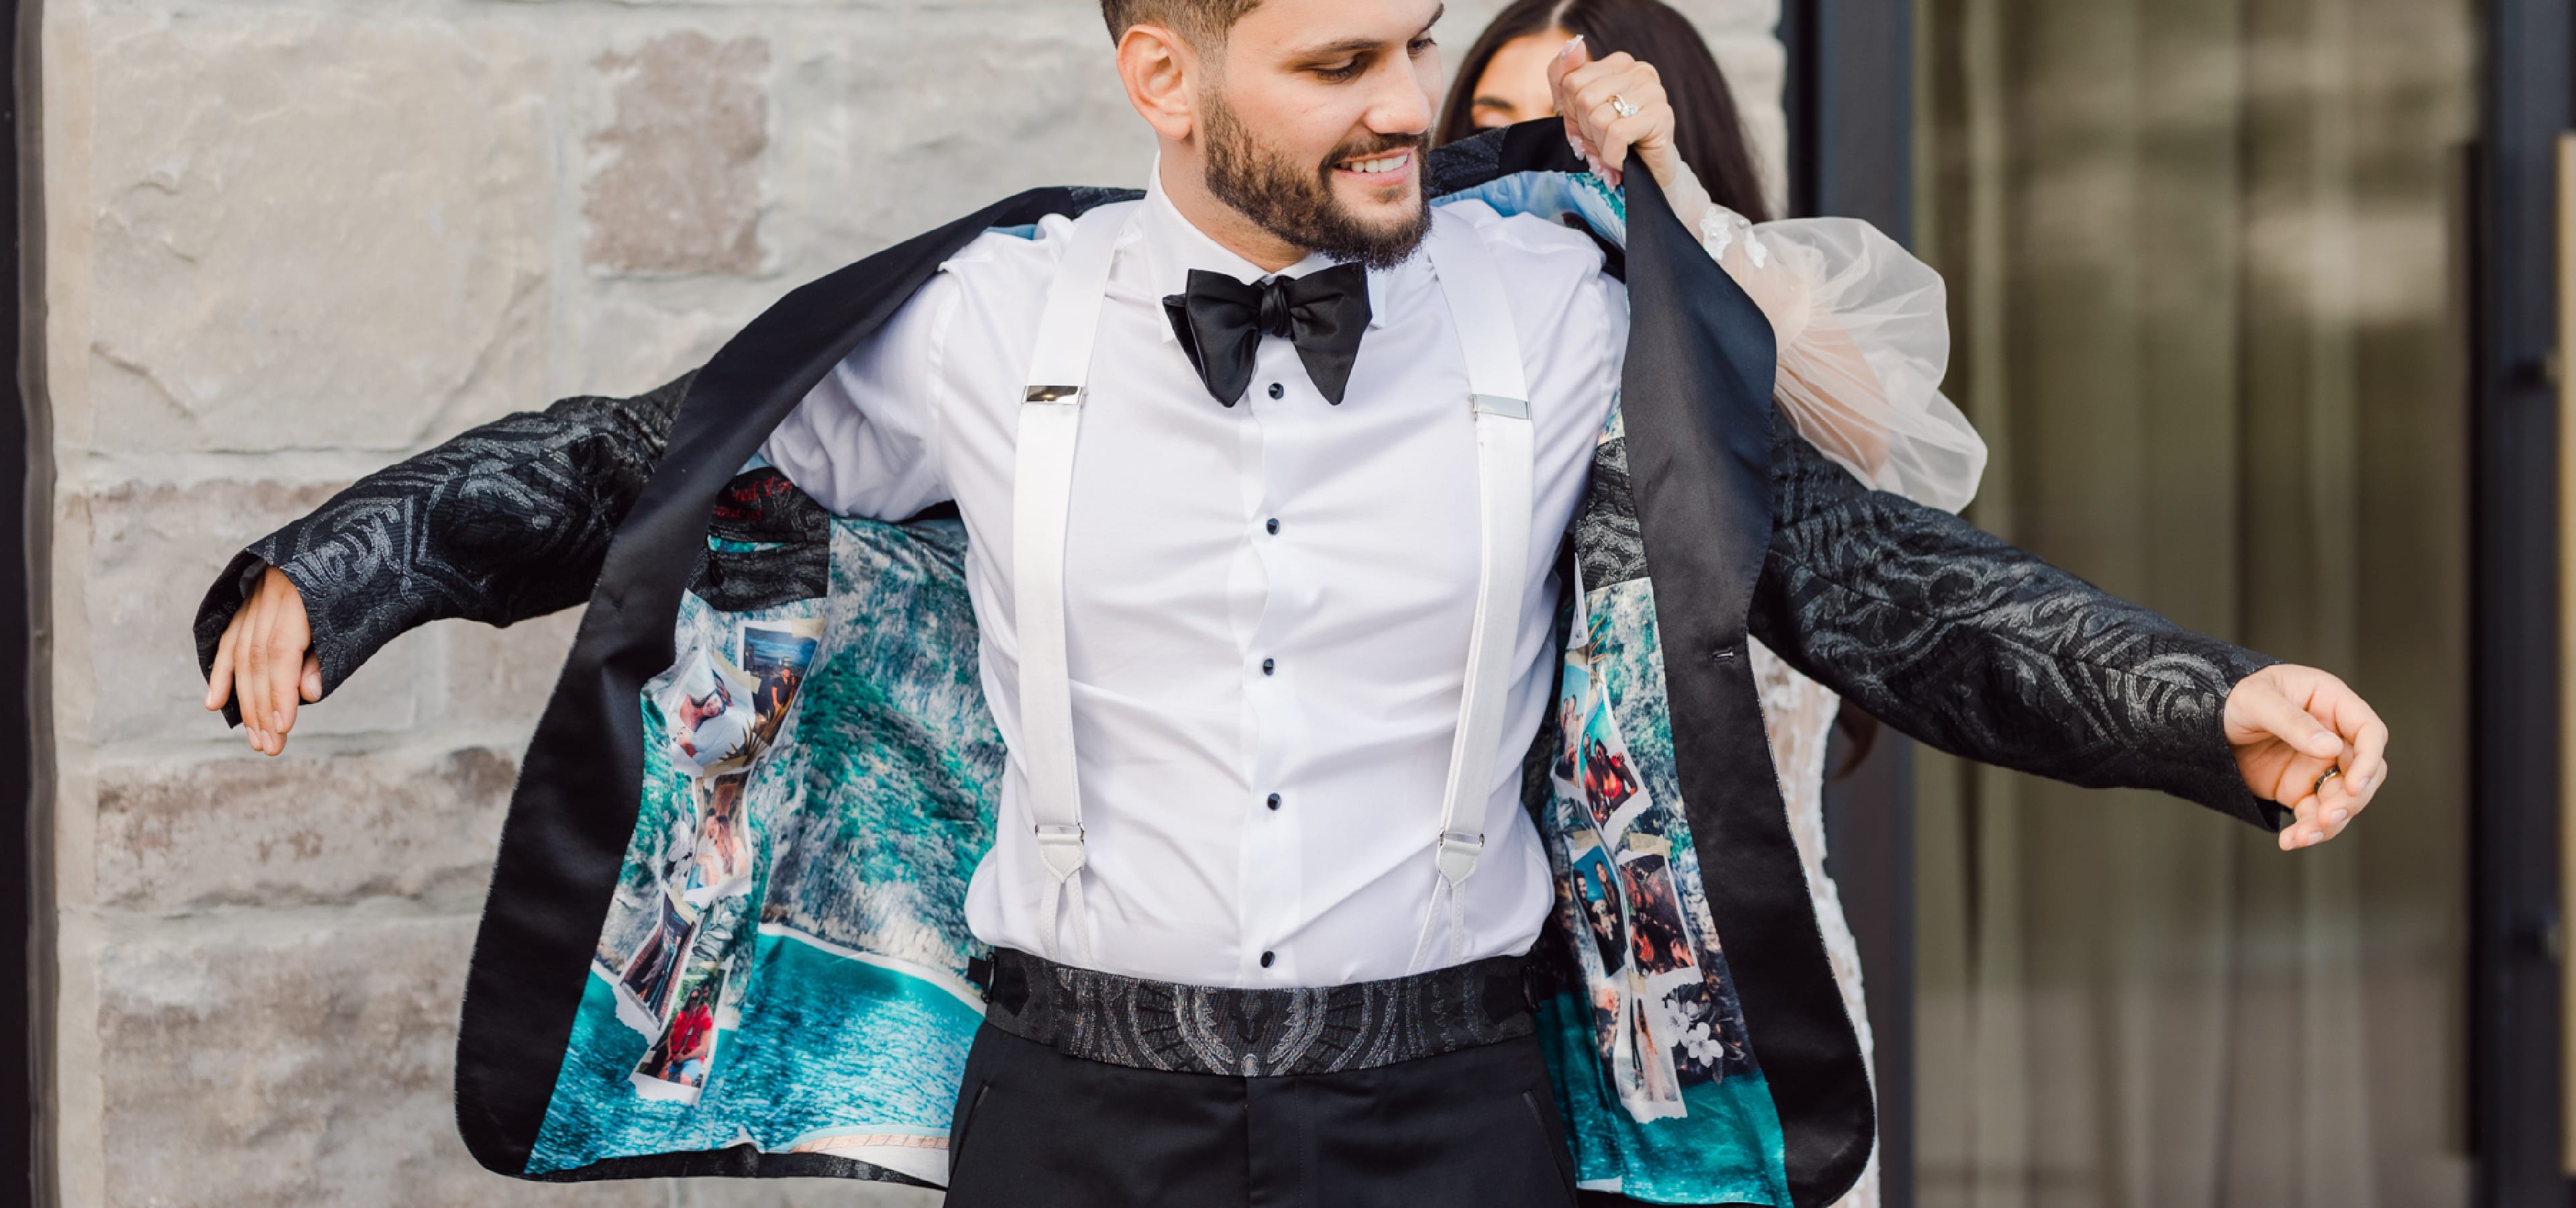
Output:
[197, 1, 2387, 1206]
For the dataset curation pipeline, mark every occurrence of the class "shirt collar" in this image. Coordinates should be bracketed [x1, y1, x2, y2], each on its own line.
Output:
[1137, 160, 1394, 346]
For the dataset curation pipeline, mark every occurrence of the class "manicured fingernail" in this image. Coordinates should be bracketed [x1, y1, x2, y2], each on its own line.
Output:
[2329, 808, 2349, 823]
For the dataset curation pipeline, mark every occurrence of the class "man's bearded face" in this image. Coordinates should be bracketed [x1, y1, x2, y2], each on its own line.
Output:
[1199, 82, 1432, 270]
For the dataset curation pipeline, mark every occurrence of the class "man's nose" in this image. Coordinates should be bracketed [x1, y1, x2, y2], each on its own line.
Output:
[1362, 64, 1433, 134]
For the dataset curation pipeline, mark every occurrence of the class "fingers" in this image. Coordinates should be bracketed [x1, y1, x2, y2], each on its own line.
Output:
[2279, 800, 2314, 851]
[2251, 667, 2392, 852]
[1548, 34, 1585, 100]
[232, 589, 270, 750]
[265, 600, 304, 740]
[248, 617, 279, 753]
[2228, 672, 2343, 760]
[2318, 681, 2390, 797]
[262, 572, 313, 752]
[204, 617, 239, 713]
[1568, 61, 1662, 156]
[221, 568, 317, 757]
[2308, 685, 2390, 840]
[1587, 105, 1668, 179]
[1550, 36, 1589, 167]
[2275, 742, 2391, 851]
[246, 578, 282, 746]
[2278, 752, 2353, 849]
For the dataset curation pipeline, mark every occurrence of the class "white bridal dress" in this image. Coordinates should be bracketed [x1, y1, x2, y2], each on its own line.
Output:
[1666, 168, 1991, 1208]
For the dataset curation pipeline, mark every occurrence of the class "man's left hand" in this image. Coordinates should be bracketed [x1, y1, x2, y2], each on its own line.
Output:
[2222, 664, 2389, 851]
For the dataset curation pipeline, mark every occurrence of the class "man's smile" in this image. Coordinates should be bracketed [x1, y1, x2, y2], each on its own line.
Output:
[1334, 147, 1415, 185]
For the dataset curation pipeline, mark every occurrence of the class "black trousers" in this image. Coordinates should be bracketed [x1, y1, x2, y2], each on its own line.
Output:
[942, 1022, 1584, 1208]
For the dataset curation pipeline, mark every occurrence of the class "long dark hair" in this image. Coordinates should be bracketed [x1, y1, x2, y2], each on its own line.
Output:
[1436, 0, 1772, 223]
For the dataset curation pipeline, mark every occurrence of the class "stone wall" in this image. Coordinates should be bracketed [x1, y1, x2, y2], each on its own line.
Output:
[36, 1, 1782, 1203]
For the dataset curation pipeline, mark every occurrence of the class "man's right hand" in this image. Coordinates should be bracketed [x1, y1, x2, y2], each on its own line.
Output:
[203, 565, 321, 756]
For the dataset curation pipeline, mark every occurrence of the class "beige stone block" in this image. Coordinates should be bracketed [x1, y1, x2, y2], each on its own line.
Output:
[585, 32, 771, 276]
[95, 745, 515, 913]
[763, 9, 1156, 262]
[85, 13, 551, 456]
[96, 913, 667, 1207]
[434, 609, 585, 727]
[564, 287, 757, 403]
[83, 477, 424, 746]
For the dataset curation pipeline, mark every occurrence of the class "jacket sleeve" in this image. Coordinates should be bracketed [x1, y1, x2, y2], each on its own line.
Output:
[1745, 409, 2292, 832]
[193, 371, 695, 715]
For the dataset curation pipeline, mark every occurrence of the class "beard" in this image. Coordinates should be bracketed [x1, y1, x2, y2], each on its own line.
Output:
[1201, 89, 1432, 270]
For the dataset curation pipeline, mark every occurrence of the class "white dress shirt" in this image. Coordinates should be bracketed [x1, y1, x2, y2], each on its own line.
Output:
[761, 169, 1628, 988]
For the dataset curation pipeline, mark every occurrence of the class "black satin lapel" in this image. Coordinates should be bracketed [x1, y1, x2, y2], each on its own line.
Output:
[1617, 174, 1876, 1207]
[452, 186, 1140, 1178]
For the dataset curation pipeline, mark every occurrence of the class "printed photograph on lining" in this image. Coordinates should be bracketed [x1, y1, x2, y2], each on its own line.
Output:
[527, 553, 1000, 1182]
[1617, 839, 1697, 979]
[632, 958, 732, 1103]
[616, 889, 698, 1034]
[1570, 838, 1628, 975]
[684, 772, 754, 908]
[1551, 632, 1767, 1121]
[1579, 709, 1641, 834]
[740, 618, 823, 748]
[660, 643, 758, 776]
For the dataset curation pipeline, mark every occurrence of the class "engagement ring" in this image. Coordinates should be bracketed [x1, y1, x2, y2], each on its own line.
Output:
[1611, 94, 1641, 119]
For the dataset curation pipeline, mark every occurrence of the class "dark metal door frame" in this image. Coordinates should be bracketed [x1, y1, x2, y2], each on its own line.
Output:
[2469, 1, 2574, 1204]
[5, 0, 34, 1193]
[6, 0, 37, 1191]
[8, 0, 42, 1200]
[1782, 3, 1919, 1205]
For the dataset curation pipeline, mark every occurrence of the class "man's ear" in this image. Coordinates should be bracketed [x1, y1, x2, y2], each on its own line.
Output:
[1117, 23, 1199, 143]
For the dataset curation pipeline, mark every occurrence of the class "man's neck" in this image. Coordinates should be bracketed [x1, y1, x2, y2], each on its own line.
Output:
[1157, 154, 1310, 274]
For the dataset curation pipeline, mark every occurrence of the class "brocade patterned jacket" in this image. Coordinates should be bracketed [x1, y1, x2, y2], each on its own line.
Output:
[193, 127, 2289, 1208]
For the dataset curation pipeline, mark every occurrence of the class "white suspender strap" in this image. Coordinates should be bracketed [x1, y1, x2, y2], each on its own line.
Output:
[1410, 209, 1536, 972]
[1014, 201, 1134, 966]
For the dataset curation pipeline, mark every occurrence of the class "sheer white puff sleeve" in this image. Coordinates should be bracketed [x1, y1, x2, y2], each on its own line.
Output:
[1663, 174, 1989, 514]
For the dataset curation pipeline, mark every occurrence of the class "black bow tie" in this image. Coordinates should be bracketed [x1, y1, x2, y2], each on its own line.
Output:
[1161, 264, 1372, 407]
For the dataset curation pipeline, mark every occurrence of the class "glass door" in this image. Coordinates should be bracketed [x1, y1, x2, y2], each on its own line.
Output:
[1904, 0, 2482, 1204]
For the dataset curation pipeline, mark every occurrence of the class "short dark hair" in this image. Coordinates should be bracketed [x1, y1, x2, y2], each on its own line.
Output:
[1436, 0, 1773, 222]
[1099, 0, 1266, 47]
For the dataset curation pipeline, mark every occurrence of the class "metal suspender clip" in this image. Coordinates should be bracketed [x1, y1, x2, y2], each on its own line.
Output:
[1435, 829, 1485, 885]
[1034, 823, 1087, 877]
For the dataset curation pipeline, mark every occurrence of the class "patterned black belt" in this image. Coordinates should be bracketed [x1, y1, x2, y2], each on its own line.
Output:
[979, 948, 1537, 1078]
